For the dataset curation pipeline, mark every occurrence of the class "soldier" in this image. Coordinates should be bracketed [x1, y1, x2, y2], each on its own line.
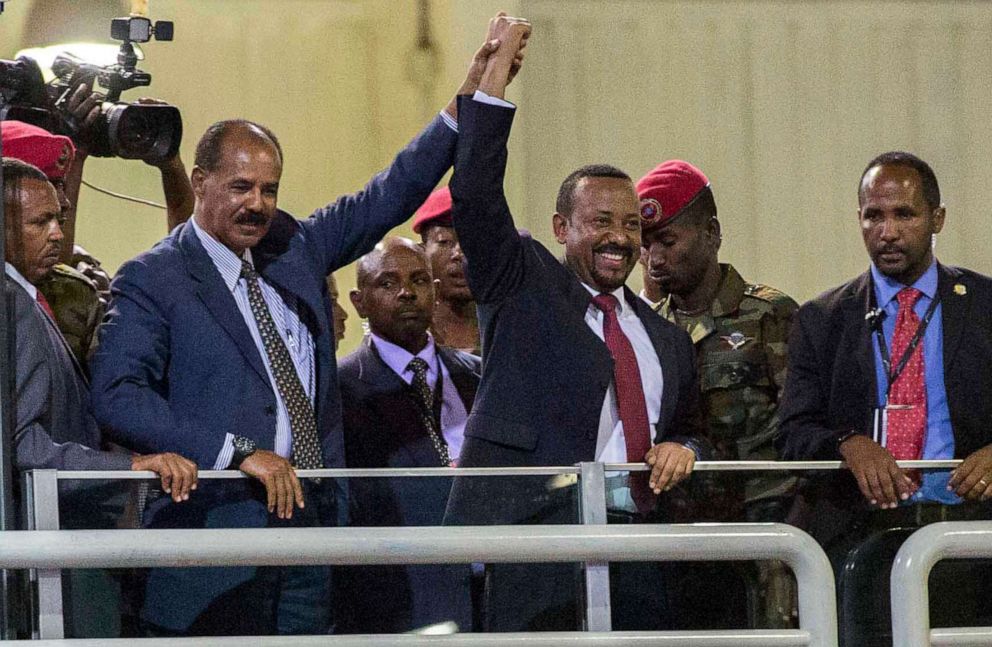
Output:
[636, 160, 799, 629]
[412, 187, 480, 354]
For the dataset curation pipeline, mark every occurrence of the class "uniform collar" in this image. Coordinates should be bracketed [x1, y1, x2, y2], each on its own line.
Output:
[659, 263, 744, 320]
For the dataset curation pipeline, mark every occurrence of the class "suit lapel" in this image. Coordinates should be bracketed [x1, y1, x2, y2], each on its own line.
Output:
[938, 264, 969, 372]
[438, 347, 480, 410]
[179, 224, 269, 384]
[846, 272, 877, 397]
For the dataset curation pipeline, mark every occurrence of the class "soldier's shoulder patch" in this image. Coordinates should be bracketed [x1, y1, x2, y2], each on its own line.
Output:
[48, 264, 98, 291]
[742, 283, 799, 315]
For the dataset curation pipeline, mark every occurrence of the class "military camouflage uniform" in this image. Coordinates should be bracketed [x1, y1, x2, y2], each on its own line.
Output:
[38, 256, 107, 366]
[659, 263, 799, 627]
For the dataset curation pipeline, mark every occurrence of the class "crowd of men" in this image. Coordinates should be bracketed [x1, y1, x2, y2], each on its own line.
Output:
[3, 12, 992, 646]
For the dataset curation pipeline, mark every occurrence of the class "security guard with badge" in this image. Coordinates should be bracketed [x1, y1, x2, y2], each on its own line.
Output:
[636, 160, 799, 630]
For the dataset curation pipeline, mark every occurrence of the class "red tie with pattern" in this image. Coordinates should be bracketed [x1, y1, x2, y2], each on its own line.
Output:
[886, 287, 927, 460]
[591, 294, 652, 463]
[36, 291, 56, 320]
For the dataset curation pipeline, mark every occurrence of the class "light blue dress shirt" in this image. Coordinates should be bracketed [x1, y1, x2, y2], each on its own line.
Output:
[191, 217, 316, 469]
[870, 260, 958, 504]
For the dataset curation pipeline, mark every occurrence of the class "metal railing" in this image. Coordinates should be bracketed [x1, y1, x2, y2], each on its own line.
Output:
[18, 459, 969, 643]
[890, 521, 992, 646]
[0, 523, 836, 646]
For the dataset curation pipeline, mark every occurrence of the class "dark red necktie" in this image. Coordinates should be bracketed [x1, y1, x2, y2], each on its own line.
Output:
[36, 291, 56, 320]
[886, 287, 927, 460]
[591, 294, 652, 463]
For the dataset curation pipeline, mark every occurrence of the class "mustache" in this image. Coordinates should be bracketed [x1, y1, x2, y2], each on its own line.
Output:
[235, 211, 268, 226]
[594, 243, 634, 257]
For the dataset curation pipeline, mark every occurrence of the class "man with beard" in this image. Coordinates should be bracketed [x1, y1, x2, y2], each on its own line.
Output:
[89, 16, 528, 636]
[636, 160, 799, 629]
[2, 158, 197, 487]
[778, 151, 992, 645]
[413, 187, 480, 353]
[444, 27, 705, 631]
[335, 237, 479, 633]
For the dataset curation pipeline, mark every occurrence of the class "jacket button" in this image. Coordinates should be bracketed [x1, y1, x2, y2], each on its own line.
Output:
[264, 405, 276, 416]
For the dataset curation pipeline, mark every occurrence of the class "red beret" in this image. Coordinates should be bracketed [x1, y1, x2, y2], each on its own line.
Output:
[1, 120, 75, 180]
[635, 160, 709, 232]
[412, 186, 452, 234]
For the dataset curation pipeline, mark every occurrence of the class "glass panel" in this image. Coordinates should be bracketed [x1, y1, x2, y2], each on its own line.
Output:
[51, 471, 583, 637]
[604, 465, 992, 640]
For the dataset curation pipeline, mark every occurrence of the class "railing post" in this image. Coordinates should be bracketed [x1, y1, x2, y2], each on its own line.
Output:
[25, 470, 63, 639]
[578, 462, 611, 632]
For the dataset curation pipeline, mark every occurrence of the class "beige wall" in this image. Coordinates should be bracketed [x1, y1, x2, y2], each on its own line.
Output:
[3, 1, 992, 356]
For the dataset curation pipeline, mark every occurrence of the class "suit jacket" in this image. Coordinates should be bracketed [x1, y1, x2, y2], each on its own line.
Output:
[88, 113, 457, 631]
[777, 264, 992, 544]
[7, 277, 131, 475]
[444, 98, 704, 526]
[336, 337, 480, 632]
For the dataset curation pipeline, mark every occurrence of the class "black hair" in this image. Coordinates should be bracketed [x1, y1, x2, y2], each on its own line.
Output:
[3, 157, 50, 226]
[194, 119, 283, 171]
[860, 151, 940, 211]
[555, 164, 631, 217]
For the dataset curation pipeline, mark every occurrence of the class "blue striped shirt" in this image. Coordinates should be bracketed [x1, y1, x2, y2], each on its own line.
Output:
[191, 217, 316, 469]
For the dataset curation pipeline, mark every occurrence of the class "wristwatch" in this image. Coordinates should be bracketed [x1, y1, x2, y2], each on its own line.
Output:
[230, 435, 257, 469]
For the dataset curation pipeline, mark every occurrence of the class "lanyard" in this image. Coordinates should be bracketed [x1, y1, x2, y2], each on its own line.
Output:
[873, 293, 939, 398]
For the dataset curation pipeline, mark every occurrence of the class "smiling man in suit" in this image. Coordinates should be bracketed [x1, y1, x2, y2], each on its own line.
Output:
[778, 151, 992, 645]
[443, 19, 706, 631]
[335, 237, 480, 633]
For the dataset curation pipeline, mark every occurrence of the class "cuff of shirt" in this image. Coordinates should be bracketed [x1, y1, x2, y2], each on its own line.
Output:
[473, 89, 516, 109]
[681, 439, 703, 460]
[213, 433, 235, 470]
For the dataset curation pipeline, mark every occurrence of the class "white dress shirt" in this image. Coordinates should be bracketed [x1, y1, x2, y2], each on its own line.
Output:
[580, 284, 664, 462]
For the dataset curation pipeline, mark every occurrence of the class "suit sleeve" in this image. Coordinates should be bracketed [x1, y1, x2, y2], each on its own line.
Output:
[8, 283, 131, 472]
[302, 113, 458, 273]
[449, 96, 527, 305]
[776, 304, 846, 460]
[90, 262, 219, 467]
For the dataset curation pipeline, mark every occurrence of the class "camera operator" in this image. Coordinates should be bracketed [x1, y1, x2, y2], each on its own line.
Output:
[2, 95, 193, 363]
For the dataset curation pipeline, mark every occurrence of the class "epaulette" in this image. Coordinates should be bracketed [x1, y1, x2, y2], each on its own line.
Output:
[743, 283, 799, 311]
[48, 264, 98, 291]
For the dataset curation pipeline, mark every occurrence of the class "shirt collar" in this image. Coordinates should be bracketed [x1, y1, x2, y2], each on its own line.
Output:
[870, 259, 938, 309]
[370, 331, 438, 378]
[581, 282, 632, 317]
[5, 262, 37, 299]
[191, 215, 254, 292]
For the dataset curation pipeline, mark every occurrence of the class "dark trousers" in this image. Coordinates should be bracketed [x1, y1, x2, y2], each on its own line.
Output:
[140, 480, 337, 637]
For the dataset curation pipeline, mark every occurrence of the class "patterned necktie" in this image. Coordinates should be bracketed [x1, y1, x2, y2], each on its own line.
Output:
[886, 287, 927, 461]
[591, 294, 652, 463]
[36, 290, 56, 320]
[407, 357, 453, 467]
[240, 261, 323, 469]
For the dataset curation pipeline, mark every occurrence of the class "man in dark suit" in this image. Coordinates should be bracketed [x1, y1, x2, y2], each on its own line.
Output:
[443, 21, 706, 631]
[88, 20, 525, 636]
[335, 237, 480, 633]
[778, 151, 992, 644]
[3, 158, 197, 487]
